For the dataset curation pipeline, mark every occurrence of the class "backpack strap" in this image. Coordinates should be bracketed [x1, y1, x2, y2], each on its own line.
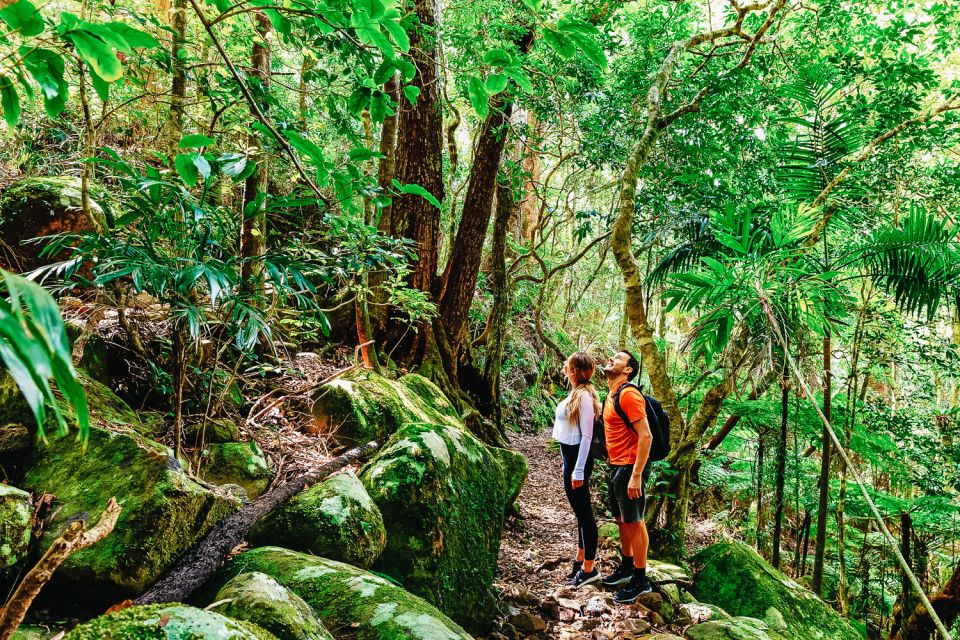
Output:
[612, 382, 641, 435]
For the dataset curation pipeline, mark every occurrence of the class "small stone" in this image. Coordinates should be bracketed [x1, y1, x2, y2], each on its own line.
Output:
[584, 596, 608, 617]
[649, 612, 665, 626]
[500, 623, 519, 640]
[559, 608, 577, 622]
[578, 618, 601, 631]
[487, 634, 509, 640]
[617, 618, 651, 635]
[540, 602, 561, 620]
[509, 611, 547, 633]
[636, 591, 662, 613]
[0, 423, 31, 454]
[557, 597, 581, 611]
[507, 585, 539, 607]
[677, 602, 715, 625]
[553, 586, 578, 600]
[0, 483, 32, 569]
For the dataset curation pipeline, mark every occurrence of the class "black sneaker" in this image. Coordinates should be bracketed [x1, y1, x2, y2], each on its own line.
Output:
[614, 577, 653, 604]
[570, 568, 601, 589]
[565, 561, 583, 582]
[602, 563, 633, 588]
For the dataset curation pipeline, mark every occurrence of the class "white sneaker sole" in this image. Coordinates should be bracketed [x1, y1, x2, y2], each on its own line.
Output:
[573, 573, 601, 589]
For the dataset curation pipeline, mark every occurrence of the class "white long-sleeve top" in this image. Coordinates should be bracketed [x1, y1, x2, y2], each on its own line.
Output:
[551, 395, 595, 481]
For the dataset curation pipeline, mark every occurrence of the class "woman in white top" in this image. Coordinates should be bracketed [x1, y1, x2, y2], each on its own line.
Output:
[552, 351, 601, 588]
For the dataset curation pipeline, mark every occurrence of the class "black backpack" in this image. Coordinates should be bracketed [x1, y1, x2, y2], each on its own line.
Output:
[591, 383, 671, 462]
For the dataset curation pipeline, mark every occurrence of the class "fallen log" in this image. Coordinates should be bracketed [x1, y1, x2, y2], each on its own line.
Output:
[135, 439, 381, 606]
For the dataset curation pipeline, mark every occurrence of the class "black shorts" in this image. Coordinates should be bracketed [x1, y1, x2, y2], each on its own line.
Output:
[607, 463, 651, 524]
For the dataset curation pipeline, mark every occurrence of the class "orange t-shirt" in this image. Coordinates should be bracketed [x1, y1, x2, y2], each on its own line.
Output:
[604, 386, 648, 466]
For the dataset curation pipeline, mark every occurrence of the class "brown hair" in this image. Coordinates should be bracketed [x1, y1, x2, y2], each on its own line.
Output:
[566, 352, 601, 425]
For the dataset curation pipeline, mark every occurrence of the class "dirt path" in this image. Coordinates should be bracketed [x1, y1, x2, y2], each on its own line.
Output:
[494, 430, 677, 639]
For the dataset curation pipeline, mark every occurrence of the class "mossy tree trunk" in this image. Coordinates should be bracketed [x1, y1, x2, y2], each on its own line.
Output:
[163, 0, 188, 153]
[481, 179, 514, 427]
[771, 372, 790, 569]
[240, 11, 271, 297]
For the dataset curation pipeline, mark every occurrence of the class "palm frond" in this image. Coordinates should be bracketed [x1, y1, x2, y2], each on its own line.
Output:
[857, 204, 960, 319]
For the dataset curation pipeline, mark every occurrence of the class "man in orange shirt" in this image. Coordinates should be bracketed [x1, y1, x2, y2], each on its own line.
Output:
[600, 350, 654, 602]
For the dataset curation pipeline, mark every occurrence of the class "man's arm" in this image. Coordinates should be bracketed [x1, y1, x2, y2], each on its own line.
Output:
[627, 416, 652, 499]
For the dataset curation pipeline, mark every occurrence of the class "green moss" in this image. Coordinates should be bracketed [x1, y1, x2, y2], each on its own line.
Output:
[692, 541, 861, 640]
[186, 418, 240, 444]
[21, 424, 239, 605]
[206, 547, 472, 640]
[685, 616, 786, 640]
[211, 571, 333, 640]
[310, 371, 462, 445]
[200, 442, 273, 498]
[249, 471, 385, 568]
[10, 624, 65, 640]
[63, 604, 263, 640]
[359, 422, 527, 632]
[0, 483, 31, 569]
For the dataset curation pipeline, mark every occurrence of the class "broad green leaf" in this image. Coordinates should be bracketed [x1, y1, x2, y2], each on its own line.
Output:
[90, 67, 110, 102]
[0, 0, 43, 37]
[349, 146, 384, 161]
[486, 73, 508, 94]
[568, 32, 607, 69]
[68, 29, 123, 82]
[483, 48, 512, 67]
[392, 179, 441, 209]
[502, 66, 532, 93]
[373, 60, 395, 85]
[174, 153, 200, 186]
[0, 76, 21, 127]
[467, 75, 488, 119]
[381, 18, 409, 52]
[402, 84, 420, 105]
[395, 59, 416, 82]
[283, 130, 325, 166]
[557, 16, 599, 36]
[263, 8, 291, 36]
[179, 133, 216, 148]
[541, 29, 576, 59]
[105, 21, 161, 48]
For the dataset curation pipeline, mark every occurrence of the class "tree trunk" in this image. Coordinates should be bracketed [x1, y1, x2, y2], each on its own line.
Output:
[756, 430, 766, 551]
[812, 331, 832, 595]
[901, 513, 913, 628]
[135, 440, 381, 606]
[437, 97, 513, 355]
[240, 11, 271, 295]
[899, 556, 960, 639]
[519, 111, 541, 244]
[482, 179, 514, 426]
[384, 0, 444, 295]
[796, 510, 811, 577]
[772, 376, 789, 569]
[377, 74, 399, 228]
[163, 0, 188, 152]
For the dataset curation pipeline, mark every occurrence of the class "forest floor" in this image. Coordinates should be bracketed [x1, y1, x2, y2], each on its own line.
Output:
[494, 429, 680, 639]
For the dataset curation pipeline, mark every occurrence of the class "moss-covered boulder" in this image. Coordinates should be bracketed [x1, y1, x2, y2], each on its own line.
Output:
[62, 604, 274, 640]
[0, 483, 31, 569]
[359, 422, 527, 631]
[310, 370, 462, 444]
[10, 625, 65, 640]
[692, 541, 860, 640]
[21, 423, 239, 607]
[208, 547, 472, 640]
[186, 417, 240, 444]
[685, 616, 786, 640]
[200, 441, 273, 498]
[210, 571, 333, 640]
[249, 471, 385, 568]
[0, 176, 110, 272]
[0, 423, 31, 454]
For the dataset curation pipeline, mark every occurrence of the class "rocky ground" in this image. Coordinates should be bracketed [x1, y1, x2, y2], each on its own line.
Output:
[494, 429, 686, 640]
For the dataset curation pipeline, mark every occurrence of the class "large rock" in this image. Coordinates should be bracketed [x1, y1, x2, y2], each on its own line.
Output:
[249, 471, 385, 568]
[210, 571, 334, 640]
[208, 546, 473, 640]
[21, 420, 239, 606]
[200, 441, 273, 498]
[0, 176, 110, 272]
[62, 604, 275, 640]
[692, 541, 861, 640]
[310, 370, 462, 444]
[685, 616, 786, 640]
[0, 483, 31, 569]
[359, 421, 527, 631]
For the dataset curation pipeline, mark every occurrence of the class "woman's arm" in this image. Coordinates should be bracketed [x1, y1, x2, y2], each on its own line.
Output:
[572, 398, 595, 482]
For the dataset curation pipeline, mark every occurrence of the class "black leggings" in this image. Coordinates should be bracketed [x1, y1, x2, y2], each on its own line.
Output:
[560, 442, 598, 561]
